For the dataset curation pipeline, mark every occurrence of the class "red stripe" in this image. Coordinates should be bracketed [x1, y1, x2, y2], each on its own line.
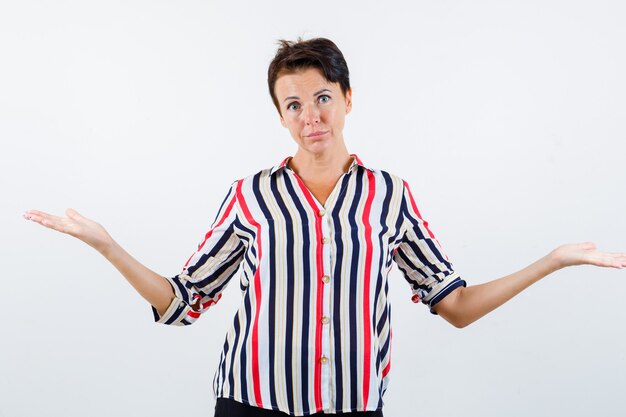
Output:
[186, 293, 223, 319]
[361, 170, 375, 407]
[202, 293, 222, 309]
[402, 180, 435, 239]
[351, 153, 365, 167]
[402, 180, 450, 260]
[278, 156, 290, 168]
[187, 295, 202, 319]
[182, 189, 238, 270]
[382, 361, 391, 378]
[291, 173, 324, 412]
[236, 180, 264, 408]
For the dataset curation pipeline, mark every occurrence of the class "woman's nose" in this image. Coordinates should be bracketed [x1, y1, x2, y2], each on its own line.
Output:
[301, 104, 320, 125]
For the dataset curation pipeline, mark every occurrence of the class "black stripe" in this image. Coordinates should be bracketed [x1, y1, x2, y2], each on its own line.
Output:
[347, 168, 364, 410]
[164, 302, 186, 325]
[210, 181, 237, 226]
[187, 223, 239, 277]
[171, 276, 190, 303]
[252, 172, 279, 409]
[395, 247, 431, 293]
[233, 218, 258, 260]
[283, 172, 311, 412]
[239, 280, 252, 403]
[401, 191, 453, 270]
[373, 172, 393, 376]
[215, 336, 230, 397]
[270, 171, 296, 412]
[195, 239, 244, 290]
[429, 278, 467, 314]
[227, 310, 242, 396]
[404, 238, 443, 276]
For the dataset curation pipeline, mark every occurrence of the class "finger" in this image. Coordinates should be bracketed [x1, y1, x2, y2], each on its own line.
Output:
[597, 253, 626, 261]
[23, 211, 47, 224]
[615, 255, 626, 268]
[595, 254, 626, 269]
[26, 213, 58, 228]
[24, 209, 52, 218]
[25, 211, 65, 225]
[24, 211, 72, 233]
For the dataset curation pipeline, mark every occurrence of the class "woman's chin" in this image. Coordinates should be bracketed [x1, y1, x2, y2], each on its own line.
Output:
[303, 132, 335, 144]
[300, 139, 334, 154]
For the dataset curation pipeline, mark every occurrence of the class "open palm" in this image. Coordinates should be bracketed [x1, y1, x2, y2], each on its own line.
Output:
[550, 241, 626, 269]
[24, 208, 113, 253]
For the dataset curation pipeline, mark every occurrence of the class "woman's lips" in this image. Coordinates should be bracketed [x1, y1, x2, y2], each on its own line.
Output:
[306, 130, 328, 137]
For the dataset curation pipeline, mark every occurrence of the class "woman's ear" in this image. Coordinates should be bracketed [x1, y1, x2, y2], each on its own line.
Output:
[345, 88, 353, 114]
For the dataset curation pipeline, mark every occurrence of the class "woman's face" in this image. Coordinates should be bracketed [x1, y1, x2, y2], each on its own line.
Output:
[274, 67, 352, 155]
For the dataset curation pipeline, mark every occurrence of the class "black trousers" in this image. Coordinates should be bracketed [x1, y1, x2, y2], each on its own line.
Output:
[214, 398, 384, 417]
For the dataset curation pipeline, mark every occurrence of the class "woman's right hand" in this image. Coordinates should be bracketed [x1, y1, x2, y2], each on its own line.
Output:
[23, 208, 114, 254]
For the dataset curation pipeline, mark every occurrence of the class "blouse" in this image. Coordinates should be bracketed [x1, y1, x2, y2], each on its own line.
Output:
[151, 154, 466, 416]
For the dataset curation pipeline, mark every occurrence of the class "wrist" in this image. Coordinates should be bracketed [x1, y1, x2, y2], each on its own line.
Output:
[546, 249, 566, 272]
[98, 237, 119, 259]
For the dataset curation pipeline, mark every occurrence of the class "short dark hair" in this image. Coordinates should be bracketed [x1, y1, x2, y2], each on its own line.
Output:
[267, 37, 351, 115]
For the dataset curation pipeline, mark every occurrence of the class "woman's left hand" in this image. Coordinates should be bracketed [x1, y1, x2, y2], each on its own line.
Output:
[550, 241, 626, 270]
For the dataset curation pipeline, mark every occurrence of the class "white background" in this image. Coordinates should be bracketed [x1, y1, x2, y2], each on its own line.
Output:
[1, 1, 625, 416]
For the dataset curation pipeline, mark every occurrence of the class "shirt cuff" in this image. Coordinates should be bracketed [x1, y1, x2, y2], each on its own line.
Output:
[151, 275, 194, 325]
[426, 276, 467, 315]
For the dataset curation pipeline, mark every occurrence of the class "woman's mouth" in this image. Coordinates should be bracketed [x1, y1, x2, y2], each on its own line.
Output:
[306, 130, 328, 138]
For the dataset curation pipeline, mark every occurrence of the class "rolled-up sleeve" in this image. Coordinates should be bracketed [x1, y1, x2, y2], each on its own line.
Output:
[393, 180, 466, 315]
[153, 180, 245, 326]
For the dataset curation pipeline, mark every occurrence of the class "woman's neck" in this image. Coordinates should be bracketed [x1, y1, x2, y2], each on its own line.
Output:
[289, 147, 353, 181]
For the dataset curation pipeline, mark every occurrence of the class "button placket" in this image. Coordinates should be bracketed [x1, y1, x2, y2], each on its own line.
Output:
[319, 208, 333, 410]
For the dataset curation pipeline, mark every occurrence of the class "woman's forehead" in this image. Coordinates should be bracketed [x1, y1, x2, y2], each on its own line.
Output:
[275, 68, 337, 98]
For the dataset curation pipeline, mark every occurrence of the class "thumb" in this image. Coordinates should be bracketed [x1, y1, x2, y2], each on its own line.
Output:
[580, 241, 596, 250]
[66, 208, 81, 219]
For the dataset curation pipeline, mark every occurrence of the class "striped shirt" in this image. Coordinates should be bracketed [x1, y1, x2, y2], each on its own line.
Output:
[152, 154, 466, 416]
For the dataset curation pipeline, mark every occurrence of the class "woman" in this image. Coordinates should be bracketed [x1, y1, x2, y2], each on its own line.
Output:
[23, 37, 626, 417]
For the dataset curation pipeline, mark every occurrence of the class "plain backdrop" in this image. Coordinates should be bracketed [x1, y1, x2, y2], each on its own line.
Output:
[1, 1, 625, 416]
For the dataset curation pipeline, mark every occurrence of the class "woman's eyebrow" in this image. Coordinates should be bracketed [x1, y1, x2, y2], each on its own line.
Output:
[283, 88, 332, 102]
[313, 88, 332, 97]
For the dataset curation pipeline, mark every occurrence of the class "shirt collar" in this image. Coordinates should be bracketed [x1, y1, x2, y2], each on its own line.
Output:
[269, 153, 374, 176]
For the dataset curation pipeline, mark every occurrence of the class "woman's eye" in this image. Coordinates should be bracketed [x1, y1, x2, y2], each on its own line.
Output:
[319, 95, 330, 103]
[287, 103, 300, 111]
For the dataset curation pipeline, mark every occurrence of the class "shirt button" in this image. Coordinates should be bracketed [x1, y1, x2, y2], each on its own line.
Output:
[179, 302, 186, 308]
[322, 237, 330, 244]
[321, 316, 330, 324]
[319, 356, 329, 364]
[318, 209, 326, 217]
[321, 275, 330, 284]
[411, 294, 421, 303]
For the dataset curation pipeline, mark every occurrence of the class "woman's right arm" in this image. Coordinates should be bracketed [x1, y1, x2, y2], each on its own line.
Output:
[100, 240, 175, 316]
[23, 208, 176, 316]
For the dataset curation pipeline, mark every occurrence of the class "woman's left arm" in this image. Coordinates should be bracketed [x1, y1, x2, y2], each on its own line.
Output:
[432, 242, 626, 328]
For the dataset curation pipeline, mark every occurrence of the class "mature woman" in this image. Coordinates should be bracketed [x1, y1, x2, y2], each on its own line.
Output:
[23, 37, 625, 417]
